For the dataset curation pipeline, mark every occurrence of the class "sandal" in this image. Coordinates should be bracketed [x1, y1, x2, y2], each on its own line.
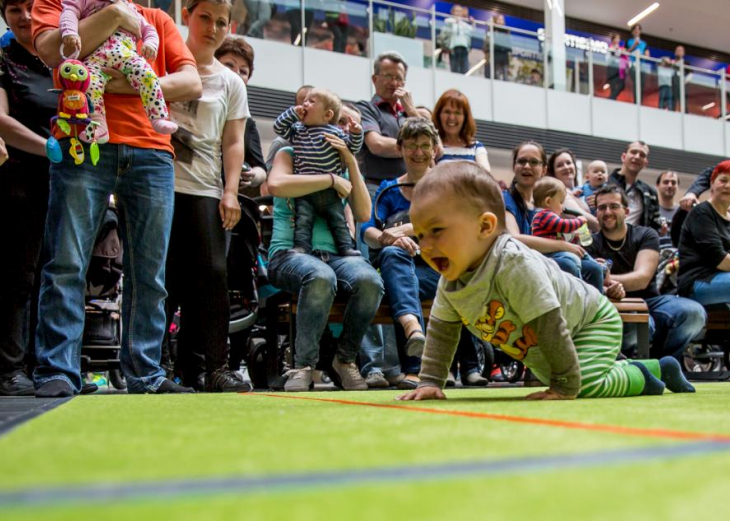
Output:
[405, 330, 426, 357]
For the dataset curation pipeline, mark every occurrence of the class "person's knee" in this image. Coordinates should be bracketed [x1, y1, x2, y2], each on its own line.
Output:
[677, 300, 707, 334]
[349, 266, 385, 302]
[379, 246, 410, 265]
[553, 255, 580, 277]
[302, 264, 337, 297]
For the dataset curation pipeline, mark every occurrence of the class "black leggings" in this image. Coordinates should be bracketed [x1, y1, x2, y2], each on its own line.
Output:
[0, 166, 48, 376]
[165, 193, 229, 382]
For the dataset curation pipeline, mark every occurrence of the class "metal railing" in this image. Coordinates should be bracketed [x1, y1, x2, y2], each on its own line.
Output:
[169, 0, 729, 120]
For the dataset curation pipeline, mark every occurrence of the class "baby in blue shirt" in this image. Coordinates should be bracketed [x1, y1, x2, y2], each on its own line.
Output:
[577, 160, 608, 214]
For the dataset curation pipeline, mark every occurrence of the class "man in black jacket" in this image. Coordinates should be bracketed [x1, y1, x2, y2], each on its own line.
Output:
[608, 141, 663, 232]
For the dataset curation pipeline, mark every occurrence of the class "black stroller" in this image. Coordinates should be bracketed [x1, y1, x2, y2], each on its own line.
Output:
[81, 205, 126, 390]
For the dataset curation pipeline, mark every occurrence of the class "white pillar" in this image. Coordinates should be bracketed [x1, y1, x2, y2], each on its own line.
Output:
[544, 0, 566, 91]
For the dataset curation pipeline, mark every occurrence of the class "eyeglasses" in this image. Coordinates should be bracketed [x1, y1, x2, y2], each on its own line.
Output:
[596, 203, 626, 212]
[515, 158, 543, 167]
[378, 73, 406, 84]
[403, 143, 433, 152]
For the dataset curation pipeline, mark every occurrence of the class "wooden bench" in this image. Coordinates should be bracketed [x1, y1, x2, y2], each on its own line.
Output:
[279, 297, 651, 358]
[610, 297, 651, 359]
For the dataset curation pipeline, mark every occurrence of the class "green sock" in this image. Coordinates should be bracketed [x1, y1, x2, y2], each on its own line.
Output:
[631, 359, 661, 380]
[629, 361, 665, 396]
[624, 363, 647, 396]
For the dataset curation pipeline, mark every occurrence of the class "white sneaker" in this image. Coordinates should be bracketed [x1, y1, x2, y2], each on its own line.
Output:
[284, 367, 313, 392]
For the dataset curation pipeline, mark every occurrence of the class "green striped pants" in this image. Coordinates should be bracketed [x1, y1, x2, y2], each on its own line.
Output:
[575, 297, 651, 398]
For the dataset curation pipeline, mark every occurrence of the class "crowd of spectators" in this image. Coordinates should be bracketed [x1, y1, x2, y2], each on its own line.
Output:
[0, 0, 728, 399]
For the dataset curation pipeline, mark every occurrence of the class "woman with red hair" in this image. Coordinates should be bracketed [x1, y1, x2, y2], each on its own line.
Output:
[432, 89, 491, 174]
[678, 160, 730, 305]
[430, 89, 491, 387]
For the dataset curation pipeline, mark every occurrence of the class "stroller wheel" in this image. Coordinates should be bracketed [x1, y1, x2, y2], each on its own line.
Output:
[500, 360, 524, 383]
[109, 369, 127, 390]
[247, 338, 269, 389]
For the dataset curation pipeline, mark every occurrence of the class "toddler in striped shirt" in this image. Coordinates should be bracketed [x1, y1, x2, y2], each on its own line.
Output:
[274, 88, 363, 256]
[531, 176, 604, 292]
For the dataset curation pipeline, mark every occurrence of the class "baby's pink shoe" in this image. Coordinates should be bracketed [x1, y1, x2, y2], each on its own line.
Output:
[151, 118, 178, 135]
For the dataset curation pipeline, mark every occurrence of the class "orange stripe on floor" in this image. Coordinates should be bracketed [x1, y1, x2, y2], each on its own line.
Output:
[246, 393, 730, 443]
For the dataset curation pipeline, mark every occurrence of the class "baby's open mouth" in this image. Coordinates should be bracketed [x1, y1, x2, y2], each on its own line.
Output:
[432, 257, 450, 272]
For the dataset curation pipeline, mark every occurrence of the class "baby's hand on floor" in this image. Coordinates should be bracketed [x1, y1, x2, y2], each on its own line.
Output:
[62, 34, 81, 54]
[525, 389, 576, 400]
[396, 386, 446, 401]
[141, 44, 157, 60]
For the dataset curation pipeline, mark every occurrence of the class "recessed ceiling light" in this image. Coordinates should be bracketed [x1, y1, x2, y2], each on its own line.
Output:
[627, 3, 660, 27]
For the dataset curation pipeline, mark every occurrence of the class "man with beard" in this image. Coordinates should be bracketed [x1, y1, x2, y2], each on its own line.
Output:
[586, 185, 705, 362]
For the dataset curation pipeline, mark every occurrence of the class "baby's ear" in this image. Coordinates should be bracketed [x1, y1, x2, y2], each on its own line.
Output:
[479, 212, 499, 237]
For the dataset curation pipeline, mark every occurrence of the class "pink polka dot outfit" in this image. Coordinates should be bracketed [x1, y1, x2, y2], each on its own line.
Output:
[60, 0, 176, 142]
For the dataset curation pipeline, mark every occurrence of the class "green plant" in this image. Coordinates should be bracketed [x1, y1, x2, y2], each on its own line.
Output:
[373, 8, 418, 38]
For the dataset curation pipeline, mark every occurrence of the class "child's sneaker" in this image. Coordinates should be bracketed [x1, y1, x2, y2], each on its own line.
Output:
[151, 118, 178, 135]
[463, 372, 488, 386]
[284, 367, 313, 392]
[331, 358, 368, 390]
[90, 372, 108, 388]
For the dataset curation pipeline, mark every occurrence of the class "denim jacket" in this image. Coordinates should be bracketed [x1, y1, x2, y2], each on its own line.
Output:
[609, 170, 662, 231]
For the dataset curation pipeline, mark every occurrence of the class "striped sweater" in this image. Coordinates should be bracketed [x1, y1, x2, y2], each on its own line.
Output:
[531, 208, 583, 242]
[273, 107, 363, 177]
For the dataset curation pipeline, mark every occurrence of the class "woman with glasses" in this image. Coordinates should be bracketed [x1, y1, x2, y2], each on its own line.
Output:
[504, 142, 598, 286]
[361, 118, 440, 390]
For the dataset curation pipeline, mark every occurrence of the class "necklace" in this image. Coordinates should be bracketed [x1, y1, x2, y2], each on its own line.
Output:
[605, 234, 627, 251]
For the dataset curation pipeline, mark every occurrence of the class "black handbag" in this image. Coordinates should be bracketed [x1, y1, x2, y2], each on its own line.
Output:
[369, 182, 415, 267]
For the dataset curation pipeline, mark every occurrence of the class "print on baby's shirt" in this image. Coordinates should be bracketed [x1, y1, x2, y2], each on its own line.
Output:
[468, 300, 539, 360]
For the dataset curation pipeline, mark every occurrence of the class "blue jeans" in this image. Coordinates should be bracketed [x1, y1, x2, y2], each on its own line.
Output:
[268, 250, 383, 368]
[359, 324, 401, 379]
[449, 46, 469, 74]
[622, 295, 706, 361]
[690, 272, 730, 306]
[548, 251, 604, 293]
[379, 246, 440, 374]
[34, 143, 174, 393]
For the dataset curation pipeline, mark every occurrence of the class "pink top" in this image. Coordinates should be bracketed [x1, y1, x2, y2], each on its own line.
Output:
[60, 0, 159, 50]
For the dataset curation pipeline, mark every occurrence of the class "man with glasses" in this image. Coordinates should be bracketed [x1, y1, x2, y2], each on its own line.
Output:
[355, 52, 420, 390]
[356, 51, 420, 189]
[586, 186, 705, 363]
[608, 141, 663, 232]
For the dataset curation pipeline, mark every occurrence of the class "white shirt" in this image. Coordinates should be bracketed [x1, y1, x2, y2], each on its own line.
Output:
[625, 184, 644, 226]
[170, 62, 250, 199]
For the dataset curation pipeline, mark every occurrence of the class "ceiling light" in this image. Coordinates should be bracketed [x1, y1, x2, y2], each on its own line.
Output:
[627, 3, 660, 27]
[603, 84, 610, 90]
[702, 102, 716, 111]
